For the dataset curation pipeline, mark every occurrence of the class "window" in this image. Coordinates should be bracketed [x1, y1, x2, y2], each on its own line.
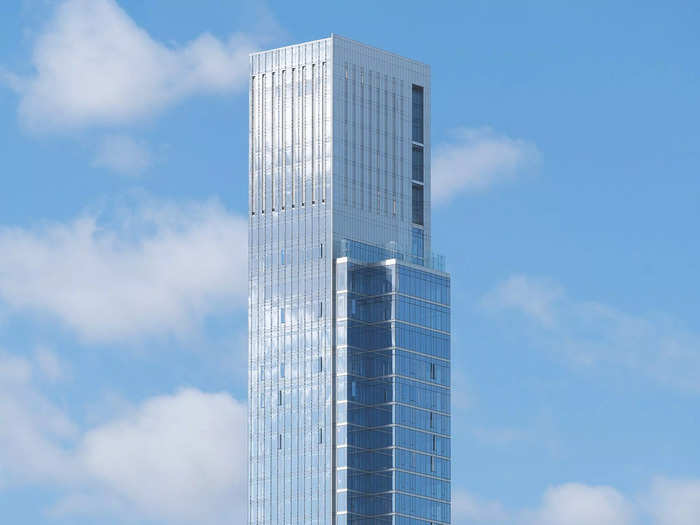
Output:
[280, 308, 285, 324]
[260, 366, 264, 381]
[430, 412, 434, 429]
[278, 433, 283, 450]
[317, 301, 323, 318]
[260, 393, 264, 408]
[319, 243, 324, 258]
[412, 145, 424, 182]
[280, 362, 285, 378]
[412, 184, 424, 225]
[280, 249, 285, 265]
[411, 227, 424, 262]
[430, 456, 436, 472]
[318, 428, 323, 444]
[317, 356, 323, 373]
[432, 435, 437, 451]
[351, 380, 357, 399]
[412, 85, 424, 143]
[278, 390, 282, 406]
[430, 362, 436, 380]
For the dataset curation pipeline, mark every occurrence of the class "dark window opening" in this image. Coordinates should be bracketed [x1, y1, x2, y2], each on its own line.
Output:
[412, 145, 424, 182]
[412, 85, 424, 143]
[412, 184, 424, 225]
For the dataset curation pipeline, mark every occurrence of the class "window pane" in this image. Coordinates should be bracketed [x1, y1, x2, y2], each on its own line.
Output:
[412, 184, 424, 225]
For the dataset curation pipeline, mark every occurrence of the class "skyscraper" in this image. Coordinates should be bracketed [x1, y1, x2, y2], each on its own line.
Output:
[248, 35, 450, 524]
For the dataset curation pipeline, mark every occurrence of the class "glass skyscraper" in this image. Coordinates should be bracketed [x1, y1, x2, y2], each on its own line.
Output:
[248, 35, 450, 524]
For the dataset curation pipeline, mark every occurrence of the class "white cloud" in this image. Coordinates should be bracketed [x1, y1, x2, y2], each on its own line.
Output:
[454, 484, 634, 525]
[92, 135, 153, 176]
[524, 483, 634, 525]
[10, 0, 259, 131]
[71, 389, 247, 523]
[453, 488, 510, 524]
[455, 480, 700, 525]
[482, 275, 700, 391]
[0, 351, 78, 485]
[649, 478, 700, 525]
[0, 198, 247, 342]
[0, 350, 247, 524]
[432, 127, 541, 203]
[482, 274, 563, 326]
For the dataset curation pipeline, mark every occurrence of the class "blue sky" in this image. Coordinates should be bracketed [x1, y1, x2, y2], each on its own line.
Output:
[0, 1, 699, 523]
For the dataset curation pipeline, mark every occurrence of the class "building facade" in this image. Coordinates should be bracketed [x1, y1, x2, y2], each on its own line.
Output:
[248, 35, 450, 524]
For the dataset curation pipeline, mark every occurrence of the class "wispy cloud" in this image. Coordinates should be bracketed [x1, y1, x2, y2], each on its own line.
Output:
[453, 488, 510, 524]
[34, 346, 67, 383]
[648, 477, 700, 525]
[0, 66, 26, 92]
[522, 483, 635, 525]
[6, 0, 260, 132]
[432, 127, 541, 203]
[0, 350, 78, 485]
[0, 198, 247, 342]
[454, 481, 700, 525]
[482, 275, 700, 392]
[92, 135, 153, 176]
[0, 350, 247, 524]
[482, 275, 563, 327]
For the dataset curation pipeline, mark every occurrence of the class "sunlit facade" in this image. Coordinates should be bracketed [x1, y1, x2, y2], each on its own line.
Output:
[248, 34, 450, 524]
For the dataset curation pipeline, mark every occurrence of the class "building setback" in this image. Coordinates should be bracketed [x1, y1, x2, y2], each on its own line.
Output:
[248, 34, 451, 524]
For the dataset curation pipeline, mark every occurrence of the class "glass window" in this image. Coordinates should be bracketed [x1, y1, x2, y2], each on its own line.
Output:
[412, 85, 424, 143]
[411, 228, 424, 263]
[412, 184, 424, 225]
[412, 145, 424, 182]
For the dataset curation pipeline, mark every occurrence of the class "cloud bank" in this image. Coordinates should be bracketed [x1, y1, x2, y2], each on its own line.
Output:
[455, 481, 700, 525]
[9, 0, 258, 132]
[0, 351, 247, 524]
[0, 198, 247, 342]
